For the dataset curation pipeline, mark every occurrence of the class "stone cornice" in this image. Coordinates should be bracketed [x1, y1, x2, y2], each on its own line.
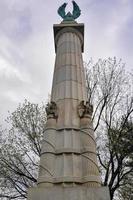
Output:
[53, 23, 84, 52]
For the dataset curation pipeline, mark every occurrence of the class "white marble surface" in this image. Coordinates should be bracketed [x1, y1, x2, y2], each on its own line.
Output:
[27, 22, 111, 200]
[37, 25, 101, 187]
[28, 186, 110, 200]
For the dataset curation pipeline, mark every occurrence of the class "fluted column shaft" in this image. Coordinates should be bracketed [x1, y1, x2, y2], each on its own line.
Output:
[37, 24, 101, 187]
[51, 28, 87, 128]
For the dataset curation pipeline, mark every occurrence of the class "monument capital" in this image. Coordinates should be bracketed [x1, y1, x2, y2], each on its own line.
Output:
[53, 23, 84, 53]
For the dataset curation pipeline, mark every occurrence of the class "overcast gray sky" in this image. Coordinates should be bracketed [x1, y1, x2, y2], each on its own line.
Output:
[0, 0, 133, 123]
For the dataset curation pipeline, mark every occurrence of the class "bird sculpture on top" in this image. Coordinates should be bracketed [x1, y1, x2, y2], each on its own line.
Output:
[58, 1, 81, 21]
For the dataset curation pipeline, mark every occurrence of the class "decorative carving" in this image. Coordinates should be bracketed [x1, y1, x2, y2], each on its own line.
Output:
[58, 1, 81, 21]
[45, 102, 58, 119]
[78, 101, 93, 118]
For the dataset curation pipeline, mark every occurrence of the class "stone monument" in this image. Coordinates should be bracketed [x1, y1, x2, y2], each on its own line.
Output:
[28, 1, 110, 199]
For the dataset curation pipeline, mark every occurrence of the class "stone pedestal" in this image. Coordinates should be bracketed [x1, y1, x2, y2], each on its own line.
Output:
[28, 186, 110, 200]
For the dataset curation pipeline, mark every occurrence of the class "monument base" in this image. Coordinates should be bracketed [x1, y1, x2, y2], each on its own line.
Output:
[28, 186, 110, 200]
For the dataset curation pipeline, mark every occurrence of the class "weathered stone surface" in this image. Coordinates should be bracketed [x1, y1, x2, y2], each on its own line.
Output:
[37, 127, 100, 186]
[27, 21, 110, 199]
[37, 23, 101, 187]
[28, 186, 110, 200]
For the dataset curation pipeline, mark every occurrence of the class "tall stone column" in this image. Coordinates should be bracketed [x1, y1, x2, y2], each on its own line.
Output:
[28, 21, 110, 200]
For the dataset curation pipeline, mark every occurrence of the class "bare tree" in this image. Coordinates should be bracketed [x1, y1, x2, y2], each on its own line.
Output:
[118, 172, 133, 200]
[0, 100, 46, 199]
[85, 57, 133, 200]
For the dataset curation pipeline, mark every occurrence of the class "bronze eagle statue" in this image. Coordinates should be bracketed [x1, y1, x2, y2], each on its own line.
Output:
[58, 1, 81, 21]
